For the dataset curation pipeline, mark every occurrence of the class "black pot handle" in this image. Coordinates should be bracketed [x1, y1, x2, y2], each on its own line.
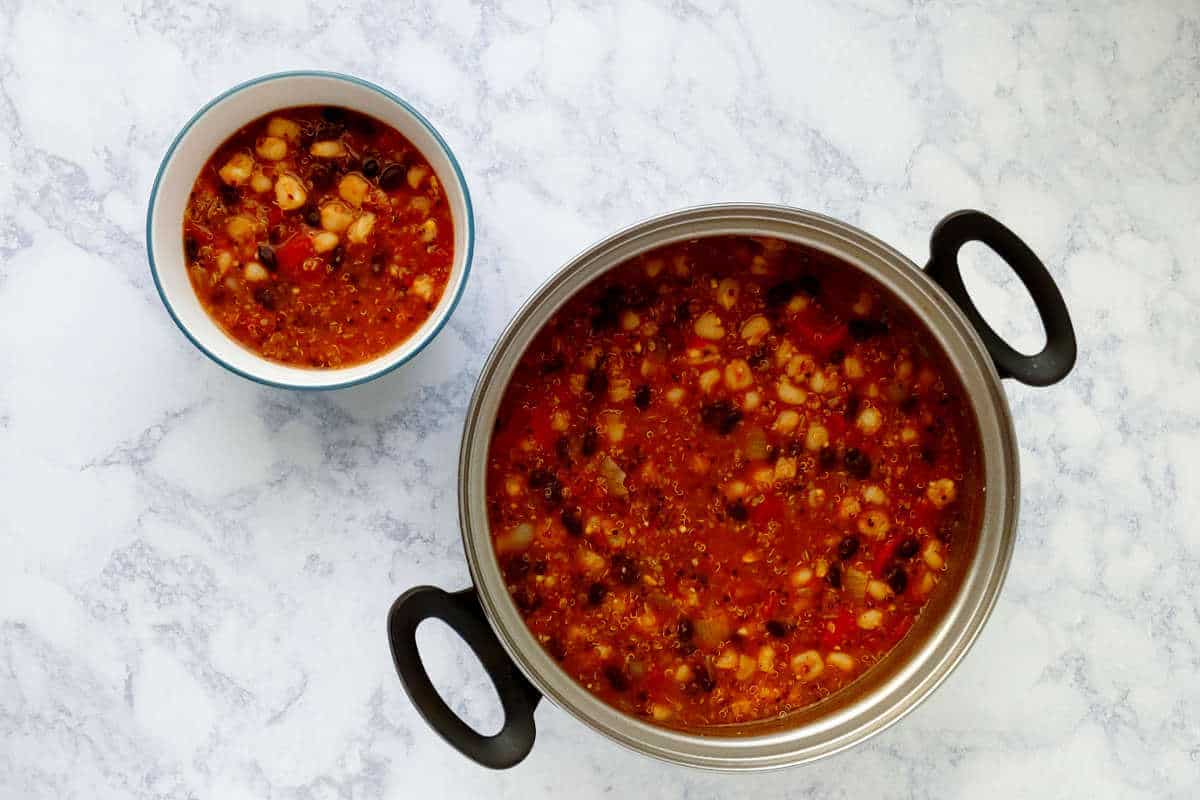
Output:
[388, 586, 542, 769]
[924, 210, 1077, 386]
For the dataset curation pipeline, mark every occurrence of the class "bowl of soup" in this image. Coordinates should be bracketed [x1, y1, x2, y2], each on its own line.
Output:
[147, 71, 473, 389]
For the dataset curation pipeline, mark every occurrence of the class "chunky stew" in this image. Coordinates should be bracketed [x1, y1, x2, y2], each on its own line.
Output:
[486, 236, 981, 728]
[182, 106, 453, 367]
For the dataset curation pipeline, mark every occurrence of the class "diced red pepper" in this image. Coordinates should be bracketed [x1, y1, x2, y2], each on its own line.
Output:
[872, 535, 900, 577]
[792, 319, 848, 359]
[275, 233, 317, 282]
[750, 493, 784, 526]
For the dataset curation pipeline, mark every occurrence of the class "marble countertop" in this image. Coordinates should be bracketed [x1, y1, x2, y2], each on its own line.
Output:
[2, 1, 1198, 797]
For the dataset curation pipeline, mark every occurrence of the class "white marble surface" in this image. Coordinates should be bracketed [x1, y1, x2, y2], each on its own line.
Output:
[1, 1, 1198, 797]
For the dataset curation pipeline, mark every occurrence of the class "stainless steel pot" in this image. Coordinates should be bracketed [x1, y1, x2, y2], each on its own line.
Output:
[388, 205, 1076, 771]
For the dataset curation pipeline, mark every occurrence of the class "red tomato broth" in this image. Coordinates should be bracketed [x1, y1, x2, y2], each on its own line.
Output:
[182, 106, 454, 368]
[486, 236, 982, 729]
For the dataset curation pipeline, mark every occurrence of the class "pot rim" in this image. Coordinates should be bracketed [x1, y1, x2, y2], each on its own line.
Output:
[458, 203, 1019, 770]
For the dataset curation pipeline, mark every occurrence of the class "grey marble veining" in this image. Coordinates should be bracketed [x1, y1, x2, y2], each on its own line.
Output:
[2, 1, 1198, 797]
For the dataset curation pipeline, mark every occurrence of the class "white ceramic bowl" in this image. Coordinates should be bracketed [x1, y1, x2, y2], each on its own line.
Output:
[146, 71, 474, 389]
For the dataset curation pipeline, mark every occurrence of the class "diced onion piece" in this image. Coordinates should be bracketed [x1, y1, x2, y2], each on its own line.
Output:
[347, 211, 377, 244]
[826, 652, 855, 672]
[791, 650, 824, 681]
[744, 426, 769, 461]
[694, 613, 731, 649]
[242, 261, 269, 282]
[312, 231, 340, 254]
[255, 136, 287, 161]
[320, 201, 355, 233]
[844, 567, 869, 600]
[274, 174, 307, 210]
[407, 164, 430, 189]
[218, 152, 254, 185]
[599, 456, 628, 498]
[716, 278, 740, 310]
[694, 311, 725, 340]
[266, 116, 301, 143]
[310, 139, 346, 158]
[496, 522, 534, 553]
[338, 173, 371, 207]
[411, 274, 435, 302]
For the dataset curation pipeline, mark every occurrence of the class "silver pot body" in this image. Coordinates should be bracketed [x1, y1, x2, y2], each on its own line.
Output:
[455, 204, 1020, 769]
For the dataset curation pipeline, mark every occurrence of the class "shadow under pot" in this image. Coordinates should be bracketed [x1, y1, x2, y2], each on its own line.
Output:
[388, 206, 1077, 770]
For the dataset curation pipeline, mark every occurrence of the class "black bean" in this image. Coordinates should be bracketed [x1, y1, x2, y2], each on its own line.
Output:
[321, 106, 346, 123]
[528, 469, 554, 489]
[362, 157, 380, 178]
[818, 448, 837, 471]
[587, 582, 606, 606]
[695, 668, 716, 693]
[700, 401, 741, 435]
[555, 436, 571, 464]
[677, 618, 694, 642]
[539, 354, 566, 374]
[837, 535, 860, 561]
[727, 501, 748, 522]
[765, 620, 789, 638]
[514, 588, 540, 613]
[184, 236, 199, 261]
[269, 224, 288, 244]
[844, 393, 862, 420]
[590, 286, 624, 331]
[527, 470, 563, 505]
[252, 286, 277, 311]
[378, 163, 406, 190]
[612, 553, 639, 586]
[848, 318, 889, 341]
[561, 508, 583, 537]
[765, 280, 795, 308]
[329, 246, 344, 270]
[899, 395, 919, 415]
[603, 664, 628, 692]
[674, 300, 692, 323]
[796, 274, 821, 296]
[826, 563, 843, 589]
[304, 207, 321, 227]
[896, 536, 920, 559]
[257, 244, 277, 271]
[921, 447, 938, 465]
[218, 184, 239, 206]
[634, 384, 652, 411]
[309, 166, 334, 191]
[936, 526, 954, 544]
[585, 368, 608, 395]
[506, 558, 530, 580]
[843, 448, 871, 479]
[581, 429, 598, 457]
[886, 566, 909, 594]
